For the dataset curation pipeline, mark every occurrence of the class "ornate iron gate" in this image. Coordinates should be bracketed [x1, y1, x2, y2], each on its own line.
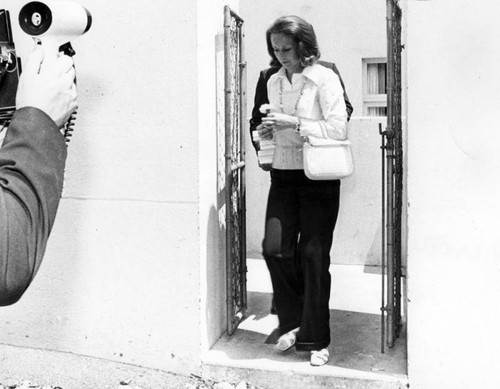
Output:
[381, 0, 404, 351]
[224, 6, 247, 336]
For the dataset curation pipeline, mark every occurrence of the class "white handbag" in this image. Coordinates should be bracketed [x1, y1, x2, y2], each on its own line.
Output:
[302, 136, 354, 180]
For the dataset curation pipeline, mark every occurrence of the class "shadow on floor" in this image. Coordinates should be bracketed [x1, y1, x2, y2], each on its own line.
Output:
[212, 291, 407, 376]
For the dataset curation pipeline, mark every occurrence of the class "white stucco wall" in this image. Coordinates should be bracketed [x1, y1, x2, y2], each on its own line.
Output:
[240, 0, 388, 265]
[198, 0, 240, 351]
[0, 0, 237, 375]
[406, 0, 500, 388]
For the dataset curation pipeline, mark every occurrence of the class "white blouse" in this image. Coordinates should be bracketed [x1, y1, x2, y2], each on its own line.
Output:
[267, 63, 348, 170]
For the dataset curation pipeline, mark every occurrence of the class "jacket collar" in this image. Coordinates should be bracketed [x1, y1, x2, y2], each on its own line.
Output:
[276, 63, 322, 85]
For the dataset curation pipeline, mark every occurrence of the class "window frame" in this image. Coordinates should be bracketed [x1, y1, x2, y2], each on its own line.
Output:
[362, 57, 388, 116]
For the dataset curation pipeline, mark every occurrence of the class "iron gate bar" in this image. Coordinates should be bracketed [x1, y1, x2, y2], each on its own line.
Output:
[392, 1, 404, 341]
[384, 0, 403, 349]
[380, 123, 386, 354]
[392, 0, 404, 343]
[386, 0, 396, 349]
[238, 16, 248, 314]
[224, 6, 247, 336]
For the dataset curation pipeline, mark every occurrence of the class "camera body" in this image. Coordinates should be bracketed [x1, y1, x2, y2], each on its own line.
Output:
[0, 9, 21, 124]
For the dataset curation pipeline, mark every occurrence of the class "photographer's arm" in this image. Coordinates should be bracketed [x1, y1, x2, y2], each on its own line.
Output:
[0, 46, 76, 306]
[0, 108, 67, 305]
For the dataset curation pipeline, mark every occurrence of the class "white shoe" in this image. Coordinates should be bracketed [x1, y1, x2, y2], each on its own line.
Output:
[310, 348, 329, 366]
[276, 327, 300, 352]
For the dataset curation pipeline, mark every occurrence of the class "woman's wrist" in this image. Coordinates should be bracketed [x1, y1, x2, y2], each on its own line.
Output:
[294, 117, 301, 135]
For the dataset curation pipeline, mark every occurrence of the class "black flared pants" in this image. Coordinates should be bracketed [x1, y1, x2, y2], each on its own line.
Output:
[262, 169, 340, 351]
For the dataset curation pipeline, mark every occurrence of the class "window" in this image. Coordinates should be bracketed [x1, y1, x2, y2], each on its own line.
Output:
[362, 58, 387, 116]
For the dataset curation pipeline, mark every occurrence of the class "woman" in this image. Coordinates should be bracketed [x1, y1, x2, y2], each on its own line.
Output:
[252, 16, 348, 366]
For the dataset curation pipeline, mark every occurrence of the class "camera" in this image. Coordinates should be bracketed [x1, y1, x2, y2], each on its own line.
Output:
[0, 9, 21, 127]
[1, 1, 92, 125]
[1, 1, 92, 135]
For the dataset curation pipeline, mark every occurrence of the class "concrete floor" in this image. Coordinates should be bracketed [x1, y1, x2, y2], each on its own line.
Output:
[202, 259, 408, 389]
[0, 344, 208, 389]
[0, 258, 407, 389]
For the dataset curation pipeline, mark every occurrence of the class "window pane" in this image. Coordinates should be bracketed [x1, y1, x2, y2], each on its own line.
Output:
[367, 63, 387, 94]
[378, 63, 387, 94]
[367, 106, 387, 116]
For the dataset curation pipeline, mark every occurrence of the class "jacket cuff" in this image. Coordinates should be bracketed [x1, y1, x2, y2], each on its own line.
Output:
[13, 107, 60, 134]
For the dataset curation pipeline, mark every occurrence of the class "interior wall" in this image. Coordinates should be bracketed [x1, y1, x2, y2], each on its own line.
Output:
[1, 0, 203, 375]
[240, 0, 387, 265]
[406, 0, 500, 388]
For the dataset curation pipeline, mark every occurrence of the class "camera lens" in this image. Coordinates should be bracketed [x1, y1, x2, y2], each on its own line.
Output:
[31, 12, 42, 27]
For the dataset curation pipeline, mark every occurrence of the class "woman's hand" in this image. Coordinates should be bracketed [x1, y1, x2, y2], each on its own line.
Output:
[262, 113, 298, 132]
[257, 122, 274, 140]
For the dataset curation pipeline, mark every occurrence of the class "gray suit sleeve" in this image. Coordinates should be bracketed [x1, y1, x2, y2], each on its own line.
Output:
[0, 107, 67, 306]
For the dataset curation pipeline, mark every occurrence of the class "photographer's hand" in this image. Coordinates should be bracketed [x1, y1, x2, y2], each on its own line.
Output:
[16, 46, 77, 128]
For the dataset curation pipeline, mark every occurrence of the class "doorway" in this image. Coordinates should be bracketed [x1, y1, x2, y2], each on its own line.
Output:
[210, 1, 408, 386]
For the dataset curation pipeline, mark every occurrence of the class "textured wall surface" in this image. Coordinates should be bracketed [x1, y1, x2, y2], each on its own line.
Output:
[0, 0, 229, 375]
[406, 0, 500, 388]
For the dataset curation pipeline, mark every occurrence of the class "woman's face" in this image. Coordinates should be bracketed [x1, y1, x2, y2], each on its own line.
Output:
[270, 33, 302, 74]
